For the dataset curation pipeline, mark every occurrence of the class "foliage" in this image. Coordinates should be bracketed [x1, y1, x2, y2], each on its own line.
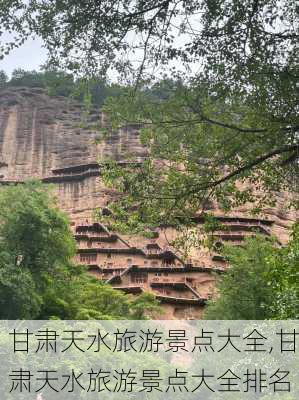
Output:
[0, 181, 76, 284]
[0, 70, 8, 87]
[1, 67, 126, 109]
[0, 253, 42, 319]
[41, 265, 161, 320]
[204, 227, 299, 320]
[0, 181, 72, 318]
[0, 2, 297, 228]
[267, 223, 299, 319]
[42, 69, 75, 97]
[9, 68, 45, 87]
[1, 1, 297, 80]
[0, 181, 160, 319]
[204, 236, 275, 320]
[0, 1, 297, 320]
[101, 79, 298, 232]
[70, 78, 125, 108]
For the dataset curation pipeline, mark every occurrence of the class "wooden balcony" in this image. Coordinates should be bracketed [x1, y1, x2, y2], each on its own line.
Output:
[155, 295, 206, 305]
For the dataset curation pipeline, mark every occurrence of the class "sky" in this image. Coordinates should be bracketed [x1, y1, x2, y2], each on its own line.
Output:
[0, 36, 47, 77]
[0, 16, 195, 81]
[0, 10, 199, 81]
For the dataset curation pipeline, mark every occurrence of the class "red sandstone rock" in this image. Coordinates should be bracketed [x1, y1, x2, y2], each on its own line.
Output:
[0, 87, 296, 319]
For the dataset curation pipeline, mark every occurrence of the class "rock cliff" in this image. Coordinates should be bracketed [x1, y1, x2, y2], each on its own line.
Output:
[0, 86, 297, 319]
[0, 86, 296, 234]
[0, 86, 147, 220]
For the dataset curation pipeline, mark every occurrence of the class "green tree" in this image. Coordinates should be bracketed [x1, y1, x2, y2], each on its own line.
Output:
[1, 4, 297, 221]
[100, 76, 297, 233]
[0, 2, 297, 321]
[0, 181, 75, 286]
[40, 265, 161, 320]
[204, 228, 299, 320]
[0, 70, 8, 88]
[267, 223, 299, 319]
[0, 181, 75, 318]
[0, 253, 42, 319]
[9, 68, 45, 87]
[2, 1, 296, 227]
[42, 68, 75, 97]
[69, 280, 161, 320]
[2, 1, 296, 83]
[0, 181, 160, 319]
[3, 67, 126, 110]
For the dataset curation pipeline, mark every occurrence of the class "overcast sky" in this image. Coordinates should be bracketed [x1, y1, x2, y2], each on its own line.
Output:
[0, 15, 198, 81]
[0, 36, 47, 77]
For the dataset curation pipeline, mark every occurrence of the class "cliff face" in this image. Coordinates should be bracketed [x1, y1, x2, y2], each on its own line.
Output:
[0, 86, 297, 319]
[0, 87, 296, 233]
[0, 86, 146, 219]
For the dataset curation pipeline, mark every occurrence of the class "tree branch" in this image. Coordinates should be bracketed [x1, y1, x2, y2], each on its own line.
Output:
[122, 1, 171, 19]
[208, 143, 299, 189]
